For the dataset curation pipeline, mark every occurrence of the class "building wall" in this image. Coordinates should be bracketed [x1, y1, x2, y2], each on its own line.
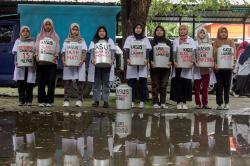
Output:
[204, 23, 250, 39]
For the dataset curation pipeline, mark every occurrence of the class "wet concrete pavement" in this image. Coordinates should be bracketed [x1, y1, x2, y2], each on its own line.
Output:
[1, 88, 250, 165]
[1, 110, 250, 165]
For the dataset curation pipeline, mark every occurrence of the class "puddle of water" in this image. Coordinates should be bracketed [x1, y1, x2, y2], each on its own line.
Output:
[0, 111, 249, 165]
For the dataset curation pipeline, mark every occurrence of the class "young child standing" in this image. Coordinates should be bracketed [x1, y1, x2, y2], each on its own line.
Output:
[123, 23, 152, 108]
[193, 28, 214, 109]
[62, 23, 87, 107]
[170, 25, 196, 110]
[150, 25, 173, 109]
[35, 18, 60, 107]
[88, 26, 116, 108]
[213, 27, 236, 110]
[12, 26, 36, 106]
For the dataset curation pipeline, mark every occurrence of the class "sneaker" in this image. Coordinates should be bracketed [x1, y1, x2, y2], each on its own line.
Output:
[46, 103, 52, 107]
[177, 103, 182, 110]
[39, 103, 45, 107]
[63, 101, 70, 107]
[103, 101, 109, 108]
[92, 101, 99, 107]
[75, 100, 82, 107]
[216, 105, 223, 110]
[132, 102, 135, 108]
[203, 105, 211, 109]
[26, 102, 32, 106]
[195, 105, 202, 109]
[224, 104, 230, 110]
[182, 104, 188, 110]
[18, 102, 24, 106]
[153, 104, 161, 109]
[139, 102, 144, 108]
[160, 104, 168, 109]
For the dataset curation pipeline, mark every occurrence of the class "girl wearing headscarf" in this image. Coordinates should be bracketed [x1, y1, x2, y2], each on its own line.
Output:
[232, 41, 249, 96]
[233, 45, 250, 96]
[35, 18, 60, 107]
[149, 25, 173, 109]
[12, 26, 36, 106]
[236, 41, 249, 59]
[123, 23, 152, 108]
[61, 23, 87, 107]
[213, 27, 236, 110]
[193, 28, 216, 109]
[170, 24, 196, 110]
[88, 26, 116, 108]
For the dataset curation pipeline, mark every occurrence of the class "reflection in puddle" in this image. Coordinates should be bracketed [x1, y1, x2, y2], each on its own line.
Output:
[0, 111, 249, 165]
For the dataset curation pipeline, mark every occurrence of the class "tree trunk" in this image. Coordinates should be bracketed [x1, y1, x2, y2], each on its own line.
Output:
[120, 0, 152, 39]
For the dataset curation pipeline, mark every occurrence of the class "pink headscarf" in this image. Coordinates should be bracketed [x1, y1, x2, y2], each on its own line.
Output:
[35, 18, 59, 56]
[236, 41, 249, 59]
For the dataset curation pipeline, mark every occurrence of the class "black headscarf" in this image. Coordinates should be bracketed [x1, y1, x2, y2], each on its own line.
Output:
[133, 23, 146, 40]
[151, 25, 168, 46]
[92, 26, 109, 43]
[239, 44, 250, 65]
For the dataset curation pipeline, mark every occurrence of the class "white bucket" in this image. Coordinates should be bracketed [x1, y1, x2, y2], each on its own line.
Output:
[115, 112, 132, 138]
[176, 43, 193, 68]
[94, 40, 112, 68]
[65, 42, 82, 66]
[175, 155, 192, 166]
[17, 42, 34, 67]
[150, 155, 168, 166]
[127, 158, 145, 166]
[37, 157, 53, 166]
[153, 43, 170, 68]
[38, 37, 56, 63]
[130, 40, 146, 66]
[15, 151, 30, 166]
[194, 156, 212, 166]
[92, 158, 110, 166]
[217, 45, 234, 69]
[214, 156, 231, 166]
[63, 154, 80, 166]
[196, 43, 214, 67]
[116, 84, 132, 110]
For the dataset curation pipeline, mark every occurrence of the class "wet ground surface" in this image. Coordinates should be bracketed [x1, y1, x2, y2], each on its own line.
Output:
[1, 88, 250, 165]
[1, 110, 250, 166]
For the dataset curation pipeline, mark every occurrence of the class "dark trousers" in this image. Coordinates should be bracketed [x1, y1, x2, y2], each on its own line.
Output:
[194, 74, 209, 106]
[37, 65, 57, 103]
[64, 80, 84, 101]
[215, 70, 232, 105]
[150, 68, 170, 104]
[17, 67, 34, 103]
[128, 78, 147, 102]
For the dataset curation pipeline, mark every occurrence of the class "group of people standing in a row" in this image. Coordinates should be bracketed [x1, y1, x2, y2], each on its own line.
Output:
[12, 17, 250, 110]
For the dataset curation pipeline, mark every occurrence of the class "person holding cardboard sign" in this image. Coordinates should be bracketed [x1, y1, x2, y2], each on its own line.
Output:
[12, 26, 36, 106]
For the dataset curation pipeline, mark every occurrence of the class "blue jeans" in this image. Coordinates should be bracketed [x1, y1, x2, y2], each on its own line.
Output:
[93, 67, 111, 102]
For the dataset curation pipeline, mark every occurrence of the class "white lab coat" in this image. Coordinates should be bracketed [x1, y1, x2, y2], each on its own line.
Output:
[172, 37, 196, 80]
[87, 38, 116, 82]
[123, 35, 152, 79]
[61, 40, 87, 81]
[12, 39, 36, 83]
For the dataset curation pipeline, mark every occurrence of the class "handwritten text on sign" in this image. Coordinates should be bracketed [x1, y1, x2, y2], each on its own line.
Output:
[65, 44, 81, 61]
[18, 45, 33, 64]
[94, 43, 111, 57]
[179, 48, 192, 62]
[116, 89, 129, 101]
[197, 45, 213, 63]
[40, 38, 56, 55]
[131, 44, 146, 58]
[155, 46, 169, 57]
